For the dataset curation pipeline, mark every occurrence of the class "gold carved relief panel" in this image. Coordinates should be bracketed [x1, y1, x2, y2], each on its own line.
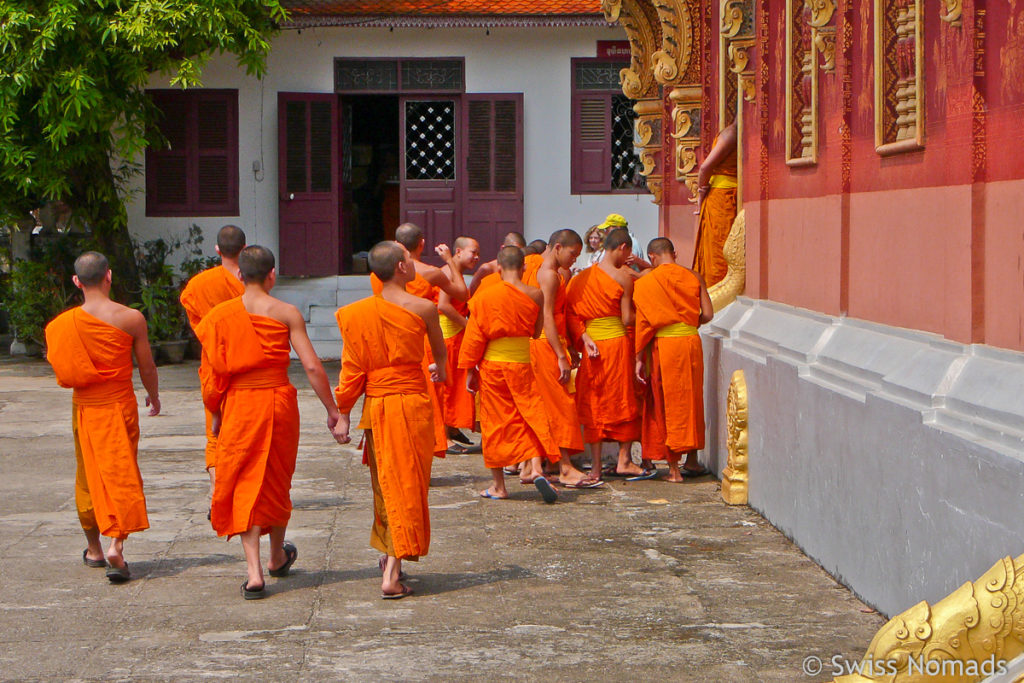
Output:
[786, 0, 837, 165]
[874, 0, 924, 154]
[720, 0, 756, 127]
[669, 85, 701, 201]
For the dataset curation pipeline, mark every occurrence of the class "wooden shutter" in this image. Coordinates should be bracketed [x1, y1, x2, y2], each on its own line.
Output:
[195, 93, 237, 214]
[571, 92, 612, 193]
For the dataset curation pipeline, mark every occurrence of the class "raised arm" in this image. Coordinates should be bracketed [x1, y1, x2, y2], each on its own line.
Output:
[421, 244, 469, 301]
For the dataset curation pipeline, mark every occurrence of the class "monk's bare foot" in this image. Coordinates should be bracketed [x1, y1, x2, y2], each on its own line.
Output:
[106, 539, 126, 570]
[663, 473, 685, 483]
[480, 487, 508, 500]
[609, 462, 645, 477]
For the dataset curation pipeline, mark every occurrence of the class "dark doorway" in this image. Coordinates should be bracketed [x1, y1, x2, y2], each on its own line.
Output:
[342, 95, 400, 272]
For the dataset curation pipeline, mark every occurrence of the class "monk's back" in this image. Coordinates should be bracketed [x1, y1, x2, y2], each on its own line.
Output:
[469, 282, 538, 338]
[338, 296, 427, 370]
[637, 263, 702, 328]
[180, 266, 244, 326]
[46, 308, 134, 389]
[566, 266, 622, 320]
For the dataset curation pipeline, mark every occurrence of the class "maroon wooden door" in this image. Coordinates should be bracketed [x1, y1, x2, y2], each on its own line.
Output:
[463, 94, 524, 262]
[400, 96, 460, 263]
[278, 93, 339, 276]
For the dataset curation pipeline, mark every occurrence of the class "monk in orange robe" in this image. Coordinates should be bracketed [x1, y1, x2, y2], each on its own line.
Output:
[693, 122, 738, 288]
[523, 229, 603, 489]
[458, 246, 559, 502]
[634, 238, 714, 481]
[469, 231, 527, 294]
[335, 241, 446, 599]
[195, 245, 344, 600]
[435, 236, 481, 453]
[370, 223, 468, 458]
[179, 224, 245, 492]
[566, 227, 650, 480]
[45, 251, 160, 583]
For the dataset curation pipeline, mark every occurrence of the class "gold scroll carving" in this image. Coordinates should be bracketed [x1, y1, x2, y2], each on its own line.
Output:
[832, 553, 1024, 682]
[721, 368, 748, 506]
[669, 85, 701, 202]
[940, 0, 962, 28]
[634, 97, 664, 204]
[874, 0, 924, 154]
[651, 0, 697, 86]
[720, 0, 756, 126]
[708, 208, 746, 313]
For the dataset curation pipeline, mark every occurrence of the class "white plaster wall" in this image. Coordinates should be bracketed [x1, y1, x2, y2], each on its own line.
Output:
[126, 25, 659, 259]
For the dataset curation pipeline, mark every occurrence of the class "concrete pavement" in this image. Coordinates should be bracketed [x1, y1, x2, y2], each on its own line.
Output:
[0, 358, 883, 681]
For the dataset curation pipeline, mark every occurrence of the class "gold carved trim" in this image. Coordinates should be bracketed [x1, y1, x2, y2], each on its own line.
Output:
[603, 0, 662, 100]
[669, 85, 701, 200]
[833, 553, 1024, 682]
[709, 208, 746, 312]
[719, 0, 755, 126]
[786, 0, 819, 164]
[634, 97, 664, 204]
[651, 0, 697, 86]
[721, 368, 748, 506]
[940, 0, 962, 27]
[874, 0, 925, 152]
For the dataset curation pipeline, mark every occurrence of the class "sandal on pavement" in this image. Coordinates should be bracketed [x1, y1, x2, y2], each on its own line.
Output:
[105, 563, 131, 584]
[381, 584, 414, 600]
[83, 549, 107, 568]
[241, 580, 266, 600]
[626, 468, 658, 481]
[533, 476, 558, 504]
[268, 541, 298, 578]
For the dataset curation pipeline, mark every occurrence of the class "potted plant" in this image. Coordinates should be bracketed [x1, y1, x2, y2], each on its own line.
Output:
[134, 237, 190, 364]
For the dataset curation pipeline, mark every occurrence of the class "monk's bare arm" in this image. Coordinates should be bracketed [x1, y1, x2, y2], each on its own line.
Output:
[694, 270, 714, 325]
[469, 261, 498, 294]
[410, 299, 447, 384]
[124, 309, 160, 416]
[282, 305, 343, 435]
[436, 283, 468, 329]
[422, 245, 469, 301]
[619, 276, 636, 327]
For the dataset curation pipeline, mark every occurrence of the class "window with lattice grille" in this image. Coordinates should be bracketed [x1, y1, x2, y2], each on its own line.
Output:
[405, 100, 456, 181]
[146, 90, 238, 216]
[570, 59, 644, 195]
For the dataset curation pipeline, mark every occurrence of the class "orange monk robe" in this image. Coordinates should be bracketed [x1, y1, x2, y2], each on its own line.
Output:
[180, 265, 245, 469]
[371, 271, 447, 456]
[634, 264, 706, 461]
[457, 282, 557, 469]
[335, 297, 433, 560]
[45, 309, 149, 538]
[195, 299, 299, 537]
[436, 296, 475, 429]
[476, 253, 543, 294]
[693, 134, 738, 288]
[565, 267, 641, 443]
[524, 267, 584, 454]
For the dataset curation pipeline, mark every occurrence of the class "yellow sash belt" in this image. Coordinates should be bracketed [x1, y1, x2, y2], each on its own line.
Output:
[483, 336, 531, 363]
[709, 174, 738, 189]
[655, 321, 698, 338]
[439, 315, 463, 340]
[585, 316, 627, 341]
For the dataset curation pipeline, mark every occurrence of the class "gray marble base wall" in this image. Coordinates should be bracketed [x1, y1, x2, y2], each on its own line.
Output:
[702, 298, 1024, 618]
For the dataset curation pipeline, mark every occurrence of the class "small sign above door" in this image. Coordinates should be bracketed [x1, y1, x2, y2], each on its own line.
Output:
[596, 40, 632, 60]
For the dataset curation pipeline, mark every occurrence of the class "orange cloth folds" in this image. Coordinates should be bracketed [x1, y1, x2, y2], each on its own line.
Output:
[692, 134, 738, 288]
[181, 265, 245, 469]
[634, 264, 706, 459]
[45, 309, 148, 538]
[458, 282, 557, 468]
[336, 297, 434, 560]
[565, 267, 641, 443]
[437, 297, 474, 429]
[195, 300, 299, 537]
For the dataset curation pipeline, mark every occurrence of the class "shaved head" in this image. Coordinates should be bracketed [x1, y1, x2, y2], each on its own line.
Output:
[395, 223, 424, 252]
[453, 235, 478, 251]
[502, 231, 526, 248]
[527, 239, 547, 255]
[647, 237, 675, 257]
[368, 241, 406, 281]
[238, 245, 275, 284]
[496, 245, 525, 272]
[549, 229, 583, 248]
[604, 227, 632, 252]
[73, 251, 110, 287]
[217, 224, 246, 258]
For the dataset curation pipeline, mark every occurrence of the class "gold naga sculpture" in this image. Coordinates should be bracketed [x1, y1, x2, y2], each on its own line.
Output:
[708, 208, 746, 313]
[720, 369, 748, 505]
[832, 553, 1024, 682]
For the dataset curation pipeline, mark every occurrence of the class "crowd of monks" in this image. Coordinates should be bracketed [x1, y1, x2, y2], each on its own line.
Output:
[44, 215, 715, 601]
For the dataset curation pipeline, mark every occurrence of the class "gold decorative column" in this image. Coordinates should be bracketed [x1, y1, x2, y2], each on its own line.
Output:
[874, 0, 924, 153]
[721, 369, 749, 505]
[720, 0, 756, 126]
[669, 86, 702, 202]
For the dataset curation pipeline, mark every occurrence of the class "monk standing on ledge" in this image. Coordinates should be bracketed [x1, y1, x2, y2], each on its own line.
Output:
[693, 122, 737, 288]
[45, 251, 160, 583]
[459, 246, 559, 503]
[634, 238, 713, 482]
[336, 241, 446, 599]
[179, 224, 246, 500]
[196, 246, 344, 600]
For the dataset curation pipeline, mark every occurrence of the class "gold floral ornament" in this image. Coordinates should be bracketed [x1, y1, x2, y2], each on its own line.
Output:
[721, 368, 749, 506]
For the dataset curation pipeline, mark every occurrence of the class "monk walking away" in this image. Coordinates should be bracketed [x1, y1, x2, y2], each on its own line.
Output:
[436, 236, 481, 454]
[634, 238, 713, 481]
[459, 246, 559, 503]
[566, 227, 649, 480]
[195, 245, 344, 600]
[335, 241, 447, 599]
[524, 229, 603, 489]
[45, 251, 160, 583]
[179, 224, 246, 500]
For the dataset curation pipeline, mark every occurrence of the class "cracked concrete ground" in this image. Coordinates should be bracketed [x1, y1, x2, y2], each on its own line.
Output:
[0, 358, 883, 681]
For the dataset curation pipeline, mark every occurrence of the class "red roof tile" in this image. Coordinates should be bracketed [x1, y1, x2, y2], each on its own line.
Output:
[282, 0, 602, 17]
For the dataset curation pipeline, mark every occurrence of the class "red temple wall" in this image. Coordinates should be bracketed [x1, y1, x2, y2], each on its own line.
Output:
[659, 0, 1024, 350]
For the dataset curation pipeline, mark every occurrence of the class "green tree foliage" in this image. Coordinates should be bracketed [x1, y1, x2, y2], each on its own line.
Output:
[0, 0, 286, 302]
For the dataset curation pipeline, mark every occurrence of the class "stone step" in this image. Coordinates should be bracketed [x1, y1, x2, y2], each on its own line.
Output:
[309, 305, 340, 326]
[290, 338, 342, 361]
[307, 323, 342, 342]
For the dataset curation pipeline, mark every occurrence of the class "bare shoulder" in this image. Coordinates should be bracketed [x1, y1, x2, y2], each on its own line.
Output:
[267, 298, 304, 328]
[520, 283, 543, 307]
[110, 303, 147, 336]
[400, 292, 436, 319]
